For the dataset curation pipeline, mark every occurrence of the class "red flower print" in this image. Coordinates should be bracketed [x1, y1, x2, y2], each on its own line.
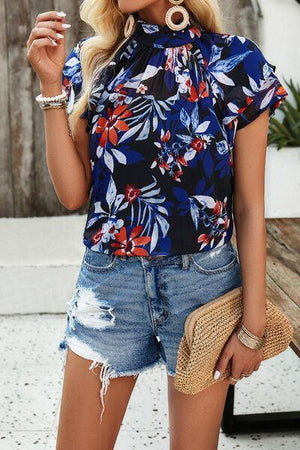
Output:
[96, 104, 132, 147]
[189, 27, 202, 38]
[175, 154, 187, 167]
[91, 228, 104, 245]
[125, 184, 141, 203]
[62, 77, 71, 98]
[238, 96, 253, 114]
[191, 138, 206, 154]
[197, 233, 212, 245]
[111, 226, 151, 256]
[188, 81, 208, 102]
[213, 200, 222, 216]
[161, 129, 171, 144]
[277, 85, 288, 96]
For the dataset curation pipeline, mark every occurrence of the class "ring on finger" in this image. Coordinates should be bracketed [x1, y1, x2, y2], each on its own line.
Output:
[241, 372, 252, 377]
[230, 375, 240, 382]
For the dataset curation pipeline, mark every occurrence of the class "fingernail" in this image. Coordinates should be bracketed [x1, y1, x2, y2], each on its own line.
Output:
[214, 370, 221, 380]
[49, 37, 57, 46]
[56, 11, 66, 17]
[56, 33, 64, 39]
[62, 23, 71, 29]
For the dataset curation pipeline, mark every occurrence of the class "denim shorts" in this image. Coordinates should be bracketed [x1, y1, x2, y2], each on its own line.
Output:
[58, 240, 242, 423]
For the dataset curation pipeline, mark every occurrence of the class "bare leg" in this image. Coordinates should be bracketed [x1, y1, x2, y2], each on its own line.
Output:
[168, 375, 230, 450]
[56, 348, 139, 450]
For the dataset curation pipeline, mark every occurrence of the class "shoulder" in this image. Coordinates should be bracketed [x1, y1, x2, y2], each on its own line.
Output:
[197, 30, 272, 76]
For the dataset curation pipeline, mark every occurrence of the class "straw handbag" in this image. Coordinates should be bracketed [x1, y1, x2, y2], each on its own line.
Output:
[174, 286, 293, 395]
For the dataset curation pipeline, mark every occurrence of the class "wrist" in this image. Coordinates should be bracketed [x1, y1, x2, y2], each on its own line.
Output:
[239, 317, 267, 338]
[40, 82, 64, 97]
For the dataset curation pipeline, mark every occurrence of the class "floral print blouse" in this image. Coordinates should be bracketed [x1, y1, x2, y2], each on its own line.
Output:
[61, 18, 288, 257]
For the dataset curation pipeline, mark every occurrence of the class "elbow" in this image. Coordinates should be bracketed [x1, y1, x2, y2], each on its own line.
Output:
[62, 194, 89, 211]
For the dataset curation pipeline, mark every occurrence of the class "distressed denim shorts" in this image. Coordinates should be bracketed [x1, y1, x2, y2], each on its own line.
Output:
[58, 240, 242, 423]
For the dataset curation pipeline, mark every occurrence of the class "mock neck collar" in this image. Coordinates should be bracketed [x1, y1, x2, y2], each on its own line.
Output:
[133, 17, 204, 48]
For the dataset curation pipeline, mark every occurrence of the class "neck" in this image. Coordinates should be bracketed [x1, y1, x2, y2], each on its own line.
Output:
[138, 3, 184, 26]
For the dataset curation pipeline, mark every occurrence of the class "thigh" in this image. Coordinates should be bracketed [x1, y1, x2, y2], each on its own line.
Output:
[56, 348, 138, 450]
[168, 375, 229, 450]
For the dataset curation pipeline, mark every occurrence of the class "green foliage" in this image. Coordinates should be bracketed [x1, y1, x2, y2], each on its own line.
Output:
[268, 78, 300, 150]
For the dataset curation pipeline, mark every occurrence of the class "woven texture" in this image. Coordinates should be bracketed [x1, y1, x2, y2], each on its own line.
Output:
[174, 286, 294, 395]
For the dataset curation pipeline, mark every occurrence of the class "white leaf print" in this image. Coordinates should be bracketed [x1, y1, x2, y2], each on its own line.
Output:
[113, 194, 125, 212]
[227, 102, 239, 114]
[260, 87, 276, 110]
[106, 177, 117, 209]
[118, 201, 129, 211]
[262, 62, 273, 79]
[104, 151, 114, 173]
[195, 121, 210, 133]
[213, 72, 235, 86]
[140, 176, 158, 192]
[118, 122, 143, 144]
[176, 134, 193, 144]
[143, 197, 165, 204]
[248, 75, 259, 93]
[156, 215, 169, 237]
[209, 45, 223, 65]
[242, 86, 254, 97]
[139, 65, 163, 81]
[111, 148, 127, 165]
[184, 149, 197, 161]
[193, 195, 216, 209]
[189, 199, 200, 229]
[96, 145, 103, 159]
[180, 108, 190, 128]
[212, 50, 252, 74]
[191, 105, 199, 131]
[150, 222, 159, 253]
[156, 205, 168, 215]
[235, 35, 247, 44]
[153, 113, 158, 131]
[65, 56, 80, 68]
[142, 187, 161, 197]
[136, 116, 151, 140]
[94, 201, 107, 214]
[86, 216, 100, 229]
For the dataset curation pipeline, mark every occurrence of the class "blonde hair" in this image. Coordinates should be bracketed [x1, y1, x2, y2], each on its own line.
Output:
[69, 0, 224, 135]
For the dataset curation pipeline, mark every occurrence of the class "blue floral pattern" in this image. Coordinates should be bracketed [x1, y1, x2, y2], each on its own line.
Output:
[62, 18, 288, 256]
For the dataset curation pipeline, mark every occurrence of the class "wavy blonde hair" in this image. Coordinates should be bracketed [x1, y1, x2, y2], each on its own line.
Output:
[69, 0, 224, 136]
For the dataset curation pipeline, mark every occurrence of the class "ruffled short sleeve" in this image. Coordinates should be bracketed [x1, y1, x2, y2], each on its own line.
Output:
[61, 37, 91, 133]
[222, 36, 288, 131]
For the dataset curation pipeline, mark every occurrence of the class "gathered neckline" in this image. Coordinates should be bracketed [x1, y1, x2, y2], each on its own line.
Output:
[133, 17, 204, 48]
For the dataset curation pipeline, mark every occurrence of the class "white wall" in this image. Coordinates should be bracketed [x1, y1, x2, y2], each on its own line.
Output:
[259, 0, 300, 87]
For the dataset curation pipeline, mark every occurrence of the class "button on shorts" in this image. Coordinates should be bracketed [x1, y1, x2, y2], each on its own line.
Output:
[58, 240, 242, 423]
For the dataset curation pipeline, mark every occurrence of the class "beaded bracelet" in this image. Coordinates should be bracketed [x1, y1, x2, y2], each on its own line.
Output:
[35, 91, 72, 137]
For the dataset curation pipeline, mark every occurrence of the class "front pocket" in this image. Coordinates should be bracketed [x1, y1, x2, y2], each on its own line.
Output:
[190, 243, 239, 274]
[82, 248, 117, 272]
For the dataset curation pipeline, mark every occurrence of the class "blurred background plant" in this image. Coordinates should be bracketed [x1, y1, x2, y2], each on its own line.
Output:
[268, 79, 300, 150]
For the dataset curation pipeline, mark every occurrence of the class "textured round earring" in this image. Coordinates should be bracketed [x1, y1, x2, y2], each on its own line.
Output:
[124, 14, 135, 38]
[165, 1, 190, 31]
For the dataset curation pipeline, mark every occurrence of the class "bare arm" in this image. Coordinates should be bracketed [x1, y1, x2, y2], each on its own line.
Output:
[41, 82, 92, 210]
[27, 10, 91, 210]
[233, 109, 270, 336]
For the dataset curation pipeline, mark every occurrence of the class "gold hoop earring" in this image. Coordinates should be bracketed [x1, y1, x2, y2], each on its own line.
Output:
[124, 14, 135, 38]
[165, 1, 190, 31]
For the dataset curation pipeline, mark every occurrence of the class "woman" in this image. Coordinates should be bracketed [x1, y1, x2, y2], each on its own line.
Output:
[27, 0, 288, 448]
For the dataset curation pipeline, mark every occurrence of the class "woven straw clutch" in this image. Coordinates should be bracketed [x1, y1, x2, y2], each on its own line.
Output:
[174, 286, 294, 395]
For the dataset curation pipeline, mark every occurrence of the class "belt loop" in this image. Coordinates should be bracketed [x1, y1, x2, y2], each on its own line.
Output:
[181, 254, 190, 270]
